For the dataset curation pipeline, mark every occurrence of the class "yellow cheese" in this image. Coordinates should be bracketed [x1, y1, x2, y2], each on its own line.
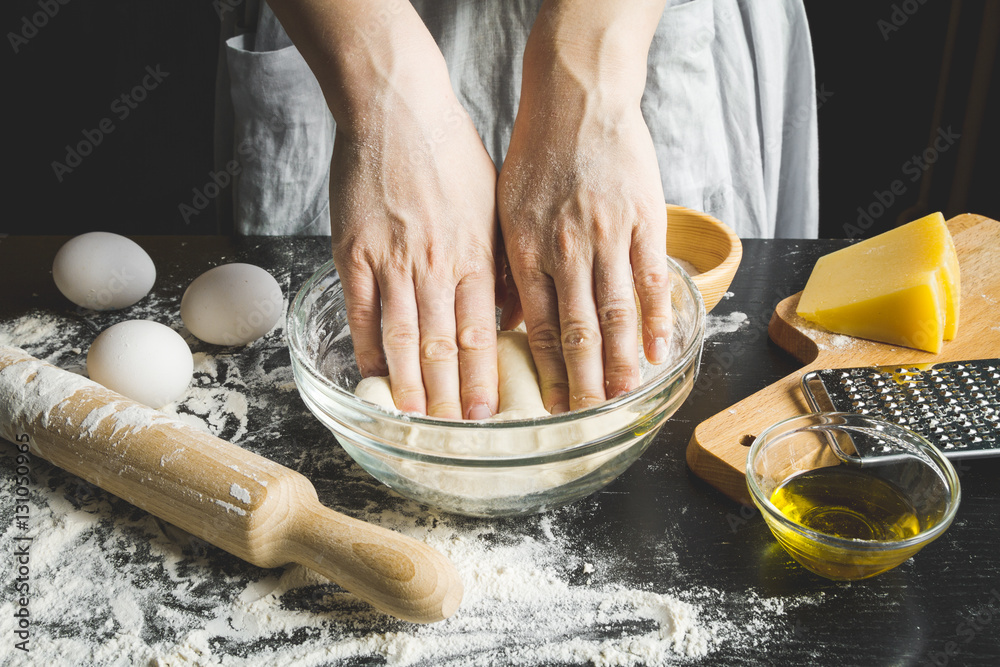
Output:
[940, 224, 960, 340]
[796, 212, 960, 353]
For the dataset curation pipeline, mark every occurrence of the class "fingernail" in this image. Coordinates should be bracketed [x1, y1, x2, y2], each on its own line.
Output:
[650, 337, 668, 364]
[467, 404, 493, 421]
[550, 402, 569, 415]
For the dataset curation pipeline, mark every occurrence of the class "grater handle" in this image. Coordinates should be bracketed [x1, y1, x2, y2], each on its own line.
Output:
[800, 371, 830, 412]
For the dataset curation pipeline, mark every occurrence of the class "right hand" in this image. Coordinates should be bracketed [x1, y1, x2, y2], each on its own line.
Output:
[329, 52, 502, 421]
[496, 0, 673, 414]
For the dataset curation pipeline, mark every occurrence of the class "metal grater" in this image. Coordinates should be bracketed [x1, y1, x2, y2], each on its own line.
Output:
[801, 359, 1000, 459]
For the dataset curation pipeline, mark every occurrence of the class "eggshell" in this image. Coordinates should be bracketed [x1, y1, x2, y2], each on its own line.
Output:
[181, 263, 284, 346]
[87, 320, 193, 408]
[53, 232, 156, 310]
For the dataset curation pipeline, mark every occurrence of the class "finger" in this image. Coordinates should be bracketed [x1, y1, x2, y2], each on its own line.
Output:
[337, 258, 387, 378]
[555, 269, 607, 411]
[415, 278, 462, 419]
[631, 221, 673, 364]
[379, 273, 427, 414]
[515, 269, 569, 413]
[455, 269, 499, 420]
[594, 250, 641, 398]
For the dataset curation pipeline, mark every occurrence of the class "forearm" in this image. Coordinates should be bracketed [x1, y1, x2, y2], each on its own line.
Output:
[523, 0, 667, 107]
[266, 0, 451, 133]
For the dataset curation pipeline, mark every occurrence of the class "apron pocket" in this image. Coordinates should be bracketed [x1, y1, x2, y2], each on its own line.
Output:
[226, 34, 333, 235]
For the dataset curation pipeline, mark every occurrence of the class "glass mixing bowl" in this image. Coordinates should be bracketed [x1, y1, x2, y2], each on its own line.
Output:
[288, 257, 705, 517]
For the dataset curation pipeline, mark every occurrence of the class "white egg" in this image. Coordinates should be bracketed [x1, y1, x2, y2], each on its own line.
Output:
[181, 263, 284, 346]
[53, 232, 156, 310]
[87, 320, 193, 408]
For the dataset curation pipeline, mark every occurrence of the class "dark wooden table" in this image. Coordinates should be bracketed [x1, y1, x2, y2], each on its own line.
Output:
[1, 235, 998, 666]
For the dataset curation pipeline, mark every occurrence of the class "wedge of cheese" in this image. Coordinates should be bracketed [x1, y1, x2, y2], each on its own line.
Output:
[796, 212, 960, 353]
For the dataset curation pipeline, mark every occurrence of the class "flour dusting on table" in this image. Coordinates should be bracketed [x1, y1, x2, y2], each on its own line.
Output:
[1, 469, 822, 666]
[1, 272, 826, 666]
[704, 311, 748, 338]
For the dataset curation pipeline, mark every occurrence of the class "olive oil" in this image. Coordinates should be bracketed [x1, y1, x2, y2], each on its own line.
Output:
[770, 467, 921, 542]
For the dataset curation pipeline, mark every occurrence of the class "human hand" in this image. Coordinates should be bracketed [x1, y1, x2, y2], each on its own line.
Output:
[328, 38, 501, 420]
[497, 1, 671, 414]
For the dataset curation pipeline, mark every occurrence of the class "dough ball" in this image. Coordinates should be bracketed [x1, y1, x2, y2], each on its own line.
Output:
[353, 331, 549, 421]
[495, 331, 548, 420]
[87, 320, 193, 408]
[181, 263, 283, 346]
[52, 232, 156, 310]
[355, 375, 396, 410]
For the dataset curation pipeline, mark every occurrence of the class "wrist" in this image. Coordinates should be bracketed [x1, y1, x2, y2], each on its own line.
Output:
[332, 28, 454, 134]
[521, 1, 664, 107]
[269, 0, 454, 134]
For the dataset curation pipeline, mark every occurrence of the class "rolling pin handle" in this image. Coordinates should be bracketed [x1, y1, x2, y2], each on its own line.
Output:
[282, 499, 463, 624]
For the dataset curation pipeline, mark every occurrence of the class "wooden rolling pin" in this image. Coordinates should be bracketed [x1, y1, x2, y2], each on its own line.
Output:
[0, 346, 462, 623]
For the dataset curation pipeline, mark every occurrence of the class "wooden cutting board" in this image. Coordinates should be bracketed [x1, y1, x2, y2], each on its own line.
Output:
[687, 213, 1000, 504]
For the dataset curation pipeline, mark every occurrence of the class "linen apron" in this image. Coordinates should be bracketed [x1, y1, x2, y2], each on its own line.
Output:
[217, 0, 818, 239]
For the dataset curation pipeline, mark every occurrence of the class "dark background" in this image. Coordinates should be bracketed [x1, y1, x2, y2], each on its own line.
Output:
[4, 0, 999, 238]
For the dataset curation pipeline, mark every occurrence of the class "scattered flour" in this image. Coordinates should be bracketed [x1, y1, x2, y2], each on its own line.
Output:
[78, 403, 170, 439]
[192, 352, 219, 381]
[229, 483, 252, 504]
[0, 349, 95, 444]
[813, 331, 864, 352]
[0, 483, 823, 667]
[161, 385, 249, 440]
[0, 313, 62, 350]
[824, 334, 856, 350]
[704, 311, 748, 338]
[213, 499, 248, 516]
[1, 295, 825, 666]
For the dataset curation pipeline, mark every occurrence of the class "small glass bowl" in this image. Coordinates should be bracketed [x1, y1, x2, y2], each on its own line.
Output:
[288, 257, 705, 517]
[746, 413, 961, 580]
